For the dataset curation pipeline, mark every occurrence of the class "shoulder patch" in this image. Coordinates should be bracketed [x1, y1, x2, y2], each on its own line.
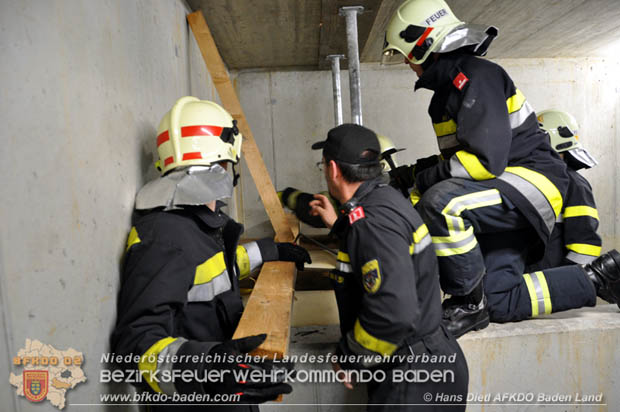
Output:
[362, 259, 381, 294]
[348, 206, 366, 225]
[453, 72, 469, 90]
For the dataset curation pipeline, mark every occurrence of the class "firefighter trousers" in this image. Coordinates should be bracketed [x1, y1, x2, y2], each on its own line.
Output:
[367, 326, 469, 411]
[417, 178, 596, 322]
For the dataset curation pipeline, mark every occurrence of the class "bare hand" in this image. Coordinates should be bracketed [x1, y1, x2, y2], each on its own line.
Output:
[309, 194, 338, 229]
[332, 362, 354, 390]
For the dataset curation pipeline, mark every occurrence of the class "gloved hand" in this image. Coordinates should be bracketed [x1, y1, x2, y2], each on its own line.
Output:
[256, 238, 312, 270]
[206, 334, 294, 403]
[414, 154, 440, 175]
[388, 165, 416, 193]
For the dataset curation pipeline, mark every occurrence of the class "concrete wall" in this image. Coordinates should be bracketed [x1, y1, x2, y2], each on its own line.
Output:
[0, 1, 219, 410]
[234, 58, 620, 252]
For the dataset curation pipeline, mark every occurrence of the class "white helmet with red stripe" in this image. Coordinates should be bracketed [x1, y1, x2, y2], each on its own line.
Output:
[382, 0, 497, 65]
[156, 96, 242, 175]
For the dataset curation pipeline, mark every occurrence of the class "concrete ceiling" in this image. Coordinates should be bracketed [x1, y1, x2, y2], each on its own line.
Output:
[187, 0, 620, 71]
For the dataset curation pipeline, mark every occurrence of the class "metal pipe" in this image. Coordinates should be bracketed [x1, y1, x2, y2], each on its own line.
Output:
[339, 6, 364, 125]
[326, 54, 345, 126]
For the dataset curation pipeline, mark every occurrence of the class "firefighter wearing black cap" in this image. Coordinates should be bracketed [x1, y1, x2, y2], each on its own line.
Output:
[309, 123, 468, 411]
[278, 134, 405, 228]
[383, 0, 620, 337]
[110, 97, 311, 411]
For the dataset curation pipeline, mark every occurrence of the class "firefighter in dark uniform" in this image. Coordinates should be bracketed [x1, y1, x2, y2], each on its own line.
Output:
[383, 0, 620, 337]
[528, 110, 601, 269]
[110, 97, 310, 410]
[309, 123, 468, 411]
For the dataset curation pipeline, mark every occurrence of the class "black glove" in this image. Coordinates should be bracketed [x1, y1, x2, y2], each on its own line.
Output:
[256, 238, 312, 270]
[389, 165, 416, 193]
[206, 334, 295, 403]
[415, 154, 440, 174]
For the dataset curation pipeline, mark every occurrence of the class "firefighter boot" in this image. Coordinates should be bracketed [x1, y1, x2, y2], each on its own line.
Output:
[582, 249, 620, 308]
[442, 283, 489, 338]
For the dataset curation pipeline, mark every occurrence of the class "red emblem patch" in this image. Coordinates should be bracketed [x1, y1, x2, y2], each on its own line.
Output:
[23, 370, 48, 402]
[348, 206, 365, 224]
[453, 72, 469, 90]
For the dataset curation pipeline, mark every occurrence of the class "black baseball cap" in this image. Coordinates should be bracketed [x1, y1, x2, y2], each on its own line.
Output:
[311, 123, 381, 164]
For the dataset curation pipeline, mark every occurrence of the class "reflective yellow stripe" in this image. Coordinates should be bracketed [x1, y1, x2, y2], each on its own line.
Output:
[194, 252, 227, 285]
[353, 319, 397, 356]
[287, 190, 302, 209]
[563, 206, 599, 220]
[236, 246, 250, 279]
[409, 243, 414, 255]
[433, 236, 478, 257]
[455, 150, 495, 180]
[433, 119, 457, 137]
[126, 227, 141, 251]
[505, 166, 563, 218]
[138, 337, 177, 393]
[566, 243, 602, 257]
[413, 224, 429, 243]
[506, 89, 526, 113]
[523, 273, 539, 317]
[431, 226, 474, 244]
[409, 189, 421, 207]
[337, 251, 350, 263]
[442, 190, 502, 233]
[536, 272, 552, 315]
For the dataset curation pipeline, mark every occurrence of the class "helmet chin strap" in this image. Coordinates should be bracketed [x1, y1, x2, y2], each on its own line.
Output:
[231, 163, 240, 187]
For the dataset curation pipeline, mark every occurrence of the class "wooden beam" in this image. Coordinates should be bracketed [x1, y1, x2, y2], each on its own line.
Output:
[359, 0, 401, 62]
[232, 261, 296, 358]
[187, 10, 294, 242]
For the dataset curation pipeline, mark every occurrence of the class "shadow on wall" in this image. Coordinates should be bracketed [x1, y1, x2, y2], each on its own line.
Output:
[100, 121, 158, 412]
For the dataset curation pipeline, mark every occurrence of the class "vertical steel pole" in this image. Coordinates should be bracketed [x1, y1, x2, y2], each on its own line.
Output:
[339, 6, 364, 125]
[326, 54, 345, 126]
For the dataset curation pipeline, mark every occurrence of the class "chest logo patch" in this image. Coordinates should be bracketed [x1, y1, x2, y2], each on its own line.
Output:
[453, 72, 469, 90]
[348, 206, 366, 225]
[362, 259, 381, 294]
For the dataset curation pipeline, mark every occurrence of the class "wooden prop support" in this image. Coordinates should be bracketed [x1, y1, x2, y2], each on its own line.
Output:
[187, 11, 296, 363]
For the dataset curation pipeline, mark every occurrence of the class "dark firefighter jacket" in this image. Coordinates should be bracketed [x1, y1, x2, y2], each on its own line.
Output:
[111, 204, 264, 396]
[413, 52, 570, 259]
[328, 178, 443, 367]
[529, 168, 601, 269]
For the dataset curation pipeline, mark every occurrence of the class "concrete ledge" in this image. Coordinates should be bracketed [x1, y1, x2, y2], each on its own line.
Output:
[262, 304, 620, 411]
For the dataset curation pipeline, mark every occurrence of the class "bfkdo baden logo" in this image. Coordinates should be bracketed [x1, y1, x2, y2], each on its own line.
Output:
[23, 370, 49, 402]
[9, 339, 86, 410]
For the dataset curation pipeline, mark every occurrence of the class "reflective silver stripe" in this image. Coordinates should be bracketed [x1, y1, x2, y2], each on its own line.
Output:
[244, 241, 263, 272]
[443, 191, 502, 233]
[556, 213, 564, 223]
[438, 134, 459, 150]
[529, 273, 547, 316]
[509, 101, 534, 129]
[566, 251, 596, 265]
[157, 337, 187, 395]
[432, 232, 476, 251]
[413, 234, 432, 254]
[337, 262, 353, 273]
[449, 155, 471, 179]
[187, 270, 232, 302]
[497, 171, 555, 234]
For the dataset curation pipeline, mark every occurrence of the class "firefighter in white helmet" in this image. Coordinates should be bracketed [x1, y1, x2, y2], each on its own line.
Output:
[527, 110, 604, 270]
[111, 97, 310, 410]
[383, 0, 620, 339]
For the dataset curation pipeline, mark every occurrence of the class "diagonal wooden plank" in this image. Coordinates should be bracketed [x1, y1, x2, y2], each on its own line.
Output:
[187, 10, 294, 243]
[360, 0, 402, 62]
